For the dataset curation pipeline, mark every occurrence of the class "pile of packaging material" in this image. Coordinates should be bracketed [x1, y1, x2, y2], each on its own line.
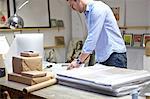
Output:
[8, 51, 57, 93]
[57, 64, 150, 96]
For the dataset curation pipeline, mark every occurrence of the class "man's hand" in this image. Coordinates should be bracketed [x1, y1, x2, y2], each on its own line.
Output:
[67, 59, 80, 70]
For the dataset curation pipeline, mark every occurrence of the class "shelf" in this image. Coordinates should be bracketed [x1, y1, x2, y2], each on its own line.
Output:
[126, 46, 144, 49]
[0, 27, 65, 32]
[44, 45, 65, 49]
[120, 26, 150, 30]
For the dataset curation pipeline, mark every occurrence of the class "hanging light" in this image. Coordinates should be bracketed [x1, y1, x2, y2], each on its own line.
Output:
[7, 0, 29, 29]
[7, 14, 24, 29]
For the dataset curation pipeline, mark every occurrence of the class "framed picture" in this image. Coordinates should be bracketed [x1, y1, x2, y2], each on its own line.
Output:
[0, 0, 10, 28]
[111, 7, 120, 21]
[132, 34, 143, 47]
[57, 20, 64, 28]
[50, 19, 57, 27]
[55, 36, 65, 46]
[13, 0, 51, 28]
[101, 0, 125, 27]
[123, 34, 133, 47]
[143, 34, 150, 47]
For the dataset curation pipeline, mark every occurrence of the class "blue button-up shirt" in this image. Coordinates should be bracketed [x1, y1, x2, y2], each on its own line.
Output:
[83, 0, 126, 62]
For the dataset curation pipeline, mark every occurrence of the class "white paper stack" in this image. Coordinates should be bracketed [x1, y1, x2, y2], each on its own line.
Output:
[57, 64, 150, 96]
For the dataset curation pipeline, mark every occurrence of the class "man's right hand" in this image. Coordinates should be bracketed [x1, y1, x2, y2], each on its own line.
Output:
[67, 59, 80, 70]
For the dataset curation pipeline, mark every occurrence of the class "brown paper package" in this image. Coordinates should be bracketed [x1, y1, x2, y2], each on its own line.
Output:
[8, 73, 53, 85]
[12, 56, 42, 74]
[21, 71, 47, 78]
[20, 51, 39, 57]
[0, 54, 4, 68]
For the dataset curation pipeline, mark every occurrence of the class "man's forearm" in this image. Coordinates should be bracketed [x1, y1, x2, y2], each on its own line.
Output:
[67, 52, 90, 70]
[78, 52, 90, 63]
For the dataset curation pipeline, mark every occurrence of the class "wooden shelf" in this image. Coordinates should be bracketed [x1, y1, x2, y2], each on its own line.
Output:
[0, 27, 65, 32]
[0, 28, 20, 32]
[44, 45, 65, 49]
[126, 46, 144, 49]
[120, 26, 150, 30]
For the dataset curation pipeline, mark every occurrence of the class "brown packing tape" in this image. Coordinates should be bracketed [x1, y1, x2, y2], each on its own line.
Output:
[23, 78, 57, 93]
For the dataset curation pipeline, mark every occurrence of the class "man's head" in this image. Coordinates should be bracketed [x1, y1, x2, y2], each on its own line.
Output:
[66, 0, 87, 13]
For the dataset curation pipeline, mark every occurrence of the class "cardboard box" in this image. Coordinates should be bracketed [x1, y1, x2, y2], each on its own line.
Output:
[8, 73, 53, 85]
[12, 56, 42, 74]
[0, 54, 4, 68]
[21, 71, 47, 78]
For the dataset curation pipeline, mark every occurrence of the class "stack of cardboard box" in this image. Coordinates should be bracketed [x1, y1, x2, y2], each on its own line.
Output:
[8, 51, 54, 85]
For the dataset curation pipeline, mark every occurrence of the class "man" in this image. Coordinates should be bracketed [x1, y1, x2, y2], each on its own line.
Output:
[66, 0, 127, 70]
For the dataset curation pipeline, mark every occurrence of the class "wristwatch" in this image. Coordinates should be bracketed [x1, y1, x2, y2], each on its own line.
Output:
[76, 58, 82, 64]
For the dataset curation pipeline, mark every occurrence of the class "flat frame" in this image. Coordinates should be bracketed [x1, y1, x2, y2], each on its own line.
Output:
[13, 0, 51, 28]
[55, 36, 65, 46]
[111, 7, 120, 21]
[123, 34, 133, 47]
[143, 34, 150, 47]
[0, 0, 10, 28]
[50, 19, 57, 28]
[101, 0, 125, 27]
[132, 34, 143, 48]
[57, 20, 64, 28]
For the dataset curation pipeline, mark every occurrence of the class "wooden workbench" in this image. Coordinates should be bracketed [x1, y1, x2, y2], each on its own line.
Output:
[0, 77, 146, 99]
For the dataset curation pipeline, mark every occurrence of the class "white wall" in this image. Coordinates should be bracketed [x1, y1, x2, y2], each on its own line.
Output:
[44, 0, 72, 62]
[101, 0, 125, 27]
[1, 0, 150, 68]
[1, 0, 72, 63]
[125, 0, 149, 70]
[71, 0, 150, 70]
[72, 11, 87, 39]
[126, 0, 148, 26]
[148, 0, 150, 27]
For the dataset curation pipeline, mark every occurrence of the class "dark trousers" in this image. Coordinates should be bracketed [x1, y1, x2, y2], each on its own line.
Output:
[99, 52, 127, 68]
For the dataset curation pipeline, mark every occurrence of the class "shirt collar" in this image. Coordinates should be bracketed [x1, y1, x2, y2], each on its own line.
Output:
[84, 0, 93, 14]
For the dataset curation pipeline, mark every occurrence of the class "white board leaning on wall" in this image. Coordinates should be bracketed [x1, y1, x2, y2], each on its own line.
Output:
[0, 36, 9, 68]
[0, 36, 9, 55]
